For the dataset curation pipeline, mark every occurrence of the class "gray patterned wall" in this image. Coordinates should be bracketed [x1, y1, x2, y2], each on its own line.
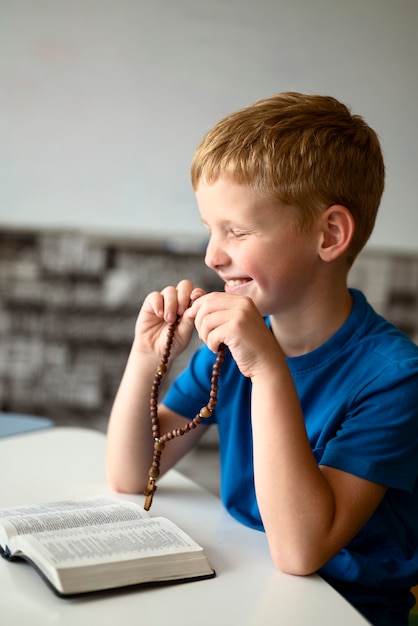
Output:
[0, 227, 417, 430]
[0, 228, 221, 430]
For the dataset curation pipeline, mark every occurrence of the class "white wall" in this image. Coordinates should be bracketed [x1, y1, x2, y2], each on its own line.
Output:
[0, 0, 417, 251]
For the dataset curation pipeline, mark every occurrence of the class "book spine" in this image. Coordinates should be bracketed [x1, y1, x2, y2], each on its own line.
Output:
[0, 544, 11, 559]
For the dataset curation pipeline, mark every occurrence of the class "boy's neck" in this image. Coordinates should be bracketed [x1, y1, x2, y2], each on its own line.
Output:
[269, 286, 353, 358]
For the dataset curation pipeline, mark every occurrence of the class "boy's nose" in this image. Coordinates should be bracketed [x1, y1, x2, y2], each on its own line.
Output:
[204, 237, 229, 271]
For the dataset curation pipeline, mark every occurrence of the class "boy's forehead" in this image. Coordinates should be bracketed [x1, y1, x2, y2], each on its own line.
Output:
[196, 177, 259, 206]
[196, 179, 293, 223]
[196, 175, 256, 197]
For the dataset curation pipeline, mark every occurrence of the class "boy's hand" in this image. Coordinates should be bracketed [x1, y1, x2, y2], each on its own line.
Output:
[134, 280, 206, 360]
[186, 292, 282, 378]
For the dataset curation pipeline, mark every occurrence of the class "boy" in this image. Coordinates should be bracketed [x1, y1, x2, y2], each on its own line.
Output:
[106, 93, 418, 625]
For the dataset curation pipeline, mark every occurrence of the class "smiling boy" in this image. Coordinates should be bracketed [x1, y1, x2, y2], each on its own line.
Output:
[107, 93, 418, 625]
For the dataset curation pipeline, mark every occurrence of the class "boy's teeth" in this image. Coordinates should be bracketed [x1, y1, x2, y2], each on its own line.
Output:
[227, 279, 246, 287]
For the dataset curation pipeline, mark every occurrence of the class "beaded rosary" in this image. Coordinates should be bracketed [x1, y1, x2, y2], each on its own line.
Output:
[144, 315, 225, 510]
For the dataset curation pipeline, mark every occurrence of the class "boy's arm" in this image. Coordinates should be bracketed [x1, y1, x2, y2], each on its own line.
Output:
[187, 292, 387, 575]
[106, 280, 206, 494]
[251, 362, 387, 575]
[106, 347, 205, 494]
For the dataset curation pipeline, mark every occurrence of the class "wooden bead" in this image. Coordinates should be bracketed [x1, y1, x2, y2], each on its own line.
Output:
[157, 363, 167, 376]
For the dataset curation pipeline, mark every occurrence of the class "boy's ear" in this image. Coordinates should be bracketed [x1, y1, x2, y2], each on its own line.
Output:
[318, 205, 355, 262]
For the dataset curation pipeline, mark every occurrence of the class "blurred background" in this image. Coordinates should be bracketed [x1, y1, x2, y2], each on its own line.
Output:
[1, 0, 417, 248]
[0, 1, 417, 492]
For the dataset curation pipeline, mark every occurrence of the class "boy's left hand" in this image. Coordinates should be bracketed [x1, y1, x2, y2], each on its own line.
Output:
[186, 292, 283, 378]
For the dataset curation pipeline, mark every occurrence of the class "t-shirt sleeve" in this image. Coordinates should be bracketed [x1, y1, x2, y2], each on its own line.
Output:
[320, 360, 418, 493]
[163, 345, 218, 425]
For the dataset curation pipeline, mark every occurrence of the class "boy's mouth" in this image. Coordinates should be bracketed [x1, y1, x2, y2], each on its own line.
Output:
[225, 278, 252, 288]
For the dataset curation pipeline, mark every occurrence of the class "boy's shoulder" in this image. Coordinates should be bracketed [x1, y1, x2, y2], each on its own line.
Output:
[351, 288, 418, 365]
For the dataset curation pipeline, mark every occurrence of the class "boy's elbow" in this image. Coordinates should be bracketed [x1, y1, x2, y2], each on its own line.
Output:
[106, 469, 145, 496]
[273, 559, 318, 578]
[269, 545, 323, 577]
[107, 478, 130, 494]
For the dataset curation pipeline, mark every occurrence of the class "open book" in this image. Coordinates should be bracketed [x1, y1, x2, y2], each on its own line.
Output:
[0, 496, 214, 596]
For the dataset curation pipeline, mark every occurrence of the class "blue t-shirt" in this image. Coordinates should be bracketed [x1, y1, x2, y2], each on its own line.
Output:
[163, 289, 418, 619]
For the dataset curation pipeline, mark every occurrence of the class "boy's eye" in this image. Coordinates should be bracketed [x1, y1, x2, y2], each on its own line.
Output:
[230, 229, 247, 238]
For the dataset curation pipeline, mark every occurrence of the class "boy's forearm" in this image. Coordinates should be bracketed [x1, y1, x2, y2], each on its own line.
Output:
[251, 363, 385, 576]
[106, 283, 201, 495]
[251, 366, 331, 572]
[106, 346, 159, 494]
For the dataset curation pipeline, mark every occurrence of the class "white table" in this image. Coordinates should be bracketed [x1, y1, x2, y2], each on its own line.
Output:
[0, 427, 369, 626]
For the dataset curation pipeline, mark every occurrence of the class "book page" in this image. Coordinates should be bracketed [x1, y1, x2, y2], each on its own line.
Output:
[22, 518, 201, 567]
[0, 496, 148, 539]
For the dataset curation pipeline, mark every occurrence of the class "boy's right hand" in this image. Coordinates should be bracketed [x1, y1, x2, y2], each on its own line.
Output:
[133, 279, 206, 361]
